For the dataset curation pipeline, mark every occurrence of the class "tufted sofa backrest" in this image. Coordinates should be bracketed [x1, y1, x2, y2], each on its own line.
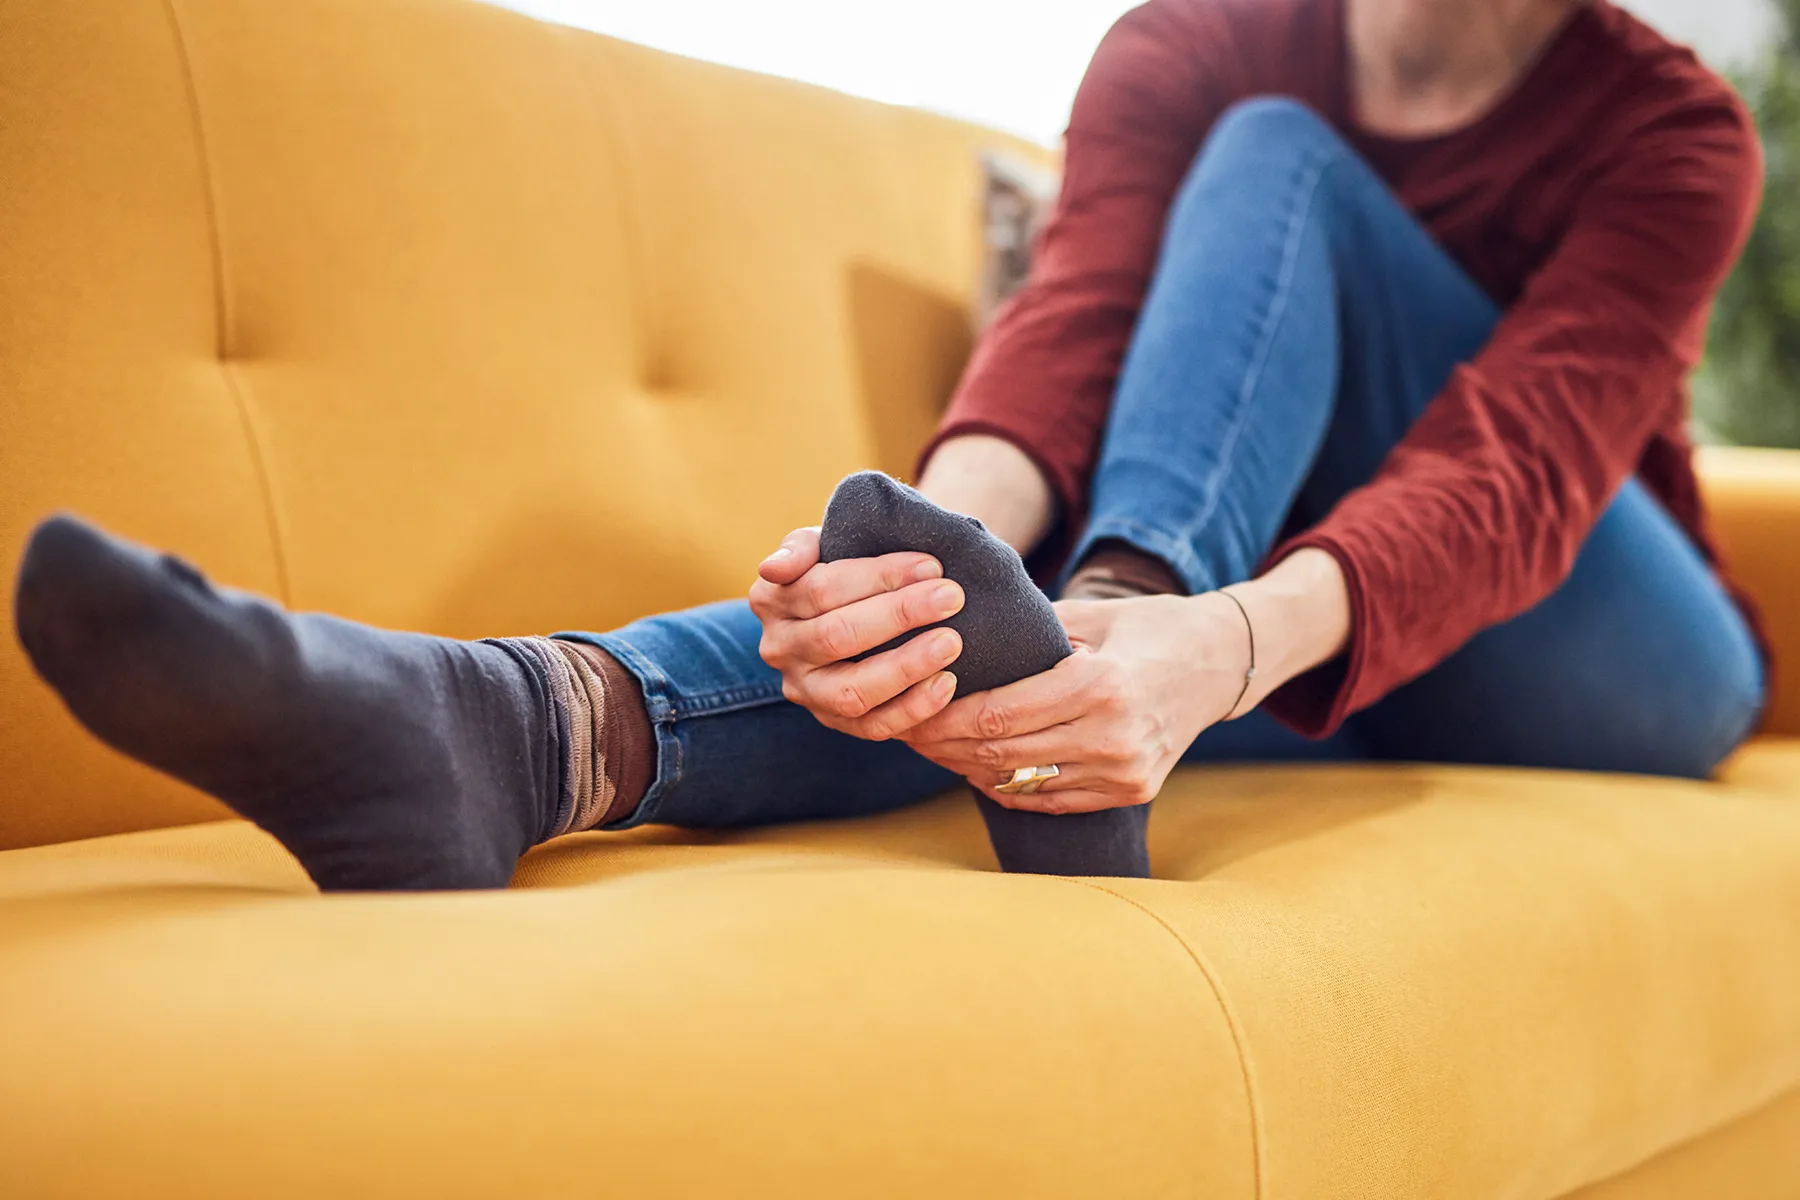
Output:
[0, 0, 1033, 848]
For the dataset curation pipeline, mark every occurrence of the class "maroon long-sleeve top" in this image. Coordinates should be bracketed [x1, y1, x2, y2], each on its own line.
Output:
[923, 0, 1766, 736]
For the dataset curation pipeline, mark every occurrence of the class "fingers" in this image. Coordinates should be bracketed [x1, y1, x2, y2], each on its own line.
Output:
[896, 647, 1165, 810]
[791, 553, 945, 619]
[806, 580, 964, 665]
[757, 527, 822, 585]
[750, 530, 966, 743]
[762, 578, 964, 668]
[1050, 597, 1118, 651]
[965, 736, 1161, 809]
[785, 628, 962, 726]
[842, 669, 960, 741]
[945, 722, 1161, 810]
[907, 720, 1101, 779]
[969, 776, 1144, 816]
[904, 649, 1110, 744]
[750, 551, 944, 622]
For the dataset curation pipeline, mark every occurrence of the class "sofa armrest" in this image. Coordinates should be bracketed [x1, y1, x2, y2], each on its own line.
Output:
[1697, 445, 1800, 737]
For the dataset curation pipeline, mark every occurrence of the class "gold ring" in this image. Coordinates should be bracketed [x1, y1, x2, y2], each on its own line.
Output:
[995, 764, 1060, 796]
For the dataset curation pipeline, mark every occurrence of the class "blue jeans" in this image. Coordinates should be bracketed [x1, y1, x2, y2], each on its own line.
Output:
[564, 99, 1765, 832]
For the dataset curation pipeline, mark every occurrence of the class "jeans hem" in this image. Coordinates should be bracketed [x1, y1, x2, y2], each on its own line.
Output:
[552, 629, 690, 830]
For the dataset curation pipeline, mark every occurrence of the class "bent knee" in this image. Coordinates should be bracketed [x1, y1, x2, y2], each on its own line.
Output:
[1203, 96, 1343, 162]
[1573, 656, 1766, 781]
[1175, 97, 1355, 223]
[1651, 663, 1766, 780]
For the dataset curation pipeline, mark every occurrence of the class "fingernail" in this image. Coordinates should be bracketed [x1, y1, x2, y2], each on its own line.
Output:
[763, 547, 792, 563]
[933, 629, 960, 657]
[932, 582, 962, 614]
[913, 559, 943, 582]
[932, 671, 956, 698]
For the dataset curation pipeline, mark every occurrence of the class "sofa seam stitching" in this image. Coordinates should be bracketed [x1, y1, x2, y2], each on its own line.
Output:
[1064, 878, 1265, 1200]
[158, 0, 293, 606]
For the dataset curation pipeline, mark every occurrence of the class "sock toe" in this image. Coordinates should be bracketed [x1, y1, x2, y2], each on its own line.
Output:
[12, 513, 555, 891]
[15, 516, 267, 728]
[819, 471, 1152, 878]
[820, 470, 1070, 697]
[16, 516, 166, 679]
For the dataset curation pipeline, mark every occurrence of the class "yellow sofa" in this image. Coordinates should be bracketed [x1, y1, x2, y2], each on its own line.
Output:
[2, 0, 1798, 1195]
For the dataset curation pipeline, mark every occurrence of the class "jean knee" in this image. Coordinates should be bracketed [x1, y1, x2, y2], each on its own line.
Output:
[1676, 655, 1767, 779]
[1170, 97, 1353, 240]
[1611, 649, 1766, 781]
[1201, 96, 1344, 168]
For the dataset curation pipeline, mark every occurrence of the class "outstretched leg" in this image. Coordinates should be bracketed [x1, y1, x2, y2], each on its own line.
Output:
[15, 514, 964, 890]
[14, 515, 651, 891]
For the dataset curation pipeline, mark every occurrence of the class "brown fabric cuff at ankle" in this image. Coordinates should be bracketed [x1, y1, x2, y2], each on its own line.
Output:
[556, 640, 654, 829]
[1062, 540, 1186, 600]
[549, 640, 609, 835]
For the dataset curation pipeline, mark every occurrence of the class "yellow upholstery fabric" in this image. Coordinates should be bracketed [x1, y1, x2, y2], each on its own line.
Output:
[0, 0, 1037, 849]
[4, 0, 1800, 1196]
[1697, 445, 1800, 736]
[0, 0, 286, 847]
[1561, 1085, 1800, 1200]
[3, 747, 1800, 1197]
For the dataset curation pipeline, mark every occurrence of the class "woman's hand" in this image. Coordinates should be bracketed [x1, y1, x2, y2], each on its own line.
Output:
[750, 433, 1056, 742]
[749, 527, 968, 741]
[898, 593, 1254, 813]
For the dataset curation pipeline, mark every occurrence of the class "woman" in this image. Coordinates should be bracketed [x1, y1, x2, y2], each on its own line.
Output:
[14, 0, 1768, 889]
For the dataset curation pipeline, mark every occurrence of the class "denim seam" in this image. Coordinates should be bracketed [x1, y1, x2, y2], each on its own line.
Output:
[553, 630, 686, 828]
[556, 630, 786, 717]
[1184, 144, 1339, 548]
[668, 683, 789, 719]
[555, 629, 794, 828]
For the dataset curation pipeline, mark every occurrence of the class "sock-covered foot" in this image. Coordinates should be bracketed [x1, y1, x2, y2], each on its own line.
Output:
[819, 472, 1151, 878]
[13, 515, 577, 891]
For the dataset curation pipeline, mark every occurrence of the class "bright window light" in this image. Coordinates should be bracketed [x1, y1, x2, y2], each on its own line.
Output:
[492, 0, 1144, 144]
[491, 0, 1770, 147]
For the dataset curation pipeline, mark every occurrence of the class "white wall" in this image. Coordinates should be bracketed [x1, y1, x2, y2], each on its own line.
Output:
[493, 0, 1776, 145]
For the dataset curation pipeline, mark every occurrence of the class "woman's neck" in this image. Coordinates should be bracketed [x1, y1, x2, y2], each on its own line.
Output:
[1346, 0, 1585, 137]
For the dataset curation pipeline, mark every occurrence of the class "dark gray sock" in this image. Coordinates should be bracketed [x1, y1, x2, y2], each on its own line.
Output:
[13, 515, 565, 891]
[819, 471, 1151, 878]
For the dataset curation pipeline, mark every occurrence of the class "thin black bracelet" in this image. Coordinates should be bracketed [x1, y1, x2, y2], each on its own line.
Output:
[1218, 589, 1257, 719]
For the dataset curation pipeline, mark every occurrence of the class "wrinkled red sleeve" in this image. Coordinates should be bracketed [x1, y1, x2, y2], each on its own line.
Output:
[917, 1, 1233, 540]
[1265, 97, 1763, 736]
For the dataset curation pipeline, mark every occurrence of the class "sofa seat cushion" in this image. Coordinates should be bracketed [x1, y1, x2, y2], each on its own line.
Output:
[3, 746, 1798, 1199]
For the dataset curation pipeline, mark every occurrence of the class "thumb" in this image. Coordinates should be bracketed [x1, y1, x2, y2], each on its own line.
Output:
[1052, 598, 1113, 650]
[758, 527, 822, 584]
